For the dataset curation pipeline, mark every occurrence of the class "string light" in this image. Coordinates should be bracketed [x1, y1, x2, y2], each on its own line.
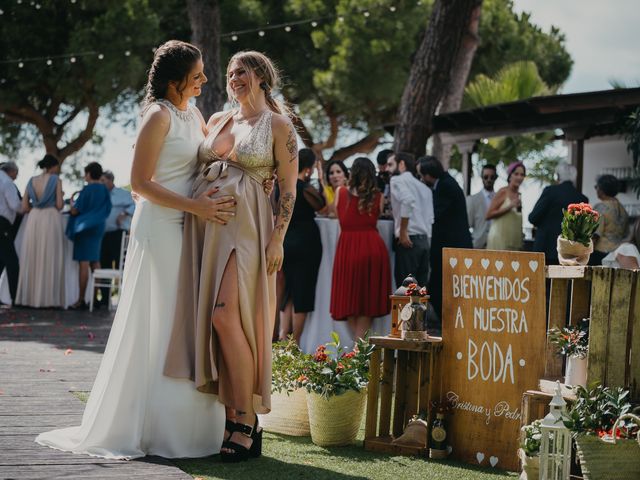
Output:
[363, 11, 370, 17]
[46, 59, 52, 66]
[284, 26, 291, 32]
[258, 30, 265, 37]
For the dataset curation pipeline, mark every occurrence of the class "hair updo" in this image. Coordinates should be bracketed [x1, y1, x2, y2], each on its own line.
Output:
[226, 50, 292, 118]
[142, 40, 202, 111]
[37, 154, 59, 170]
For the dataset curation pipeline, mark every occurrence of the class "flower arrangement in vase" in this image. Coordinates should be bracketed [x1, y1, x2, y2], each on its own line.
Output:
[518, 419, 544, 479]
[548, 318, 589, 386]
[557, 202, 600, 266]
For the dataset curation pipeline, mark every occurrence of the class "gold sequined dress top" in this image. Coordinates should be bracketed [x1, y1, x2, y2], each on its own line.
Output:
[165, 109, 277, 414]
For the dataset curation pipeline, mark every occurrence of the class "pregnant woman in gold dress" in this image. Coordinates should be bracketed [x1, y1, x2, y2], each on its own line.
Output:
[165, 51, 298, 463]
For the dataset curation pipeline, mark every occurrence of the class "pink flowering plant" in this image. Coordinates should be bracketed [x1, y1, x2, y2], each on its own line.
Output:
[298, 332, 375, 398]
[561, 203, 600, 246]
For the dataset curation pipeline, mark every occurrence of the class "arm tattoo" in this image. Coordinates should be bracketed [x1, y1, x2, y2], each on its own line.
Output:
[285, 128, 297, 164]
[274, 191, 295, 235]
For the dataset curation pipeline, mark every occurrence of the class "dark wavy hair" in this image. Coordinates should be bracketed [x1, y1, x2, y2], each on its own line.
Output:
[37, 154, 59, 170]
[141, 40, 202, 111]
[596, 174, 620, 197]
[324, 160, 349, 186]
[348, 157, 378, 215]
[84, 162, 103, 181]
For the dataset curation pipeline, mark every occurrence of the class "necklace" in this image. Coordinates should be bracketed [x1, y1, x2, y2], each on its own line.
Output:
[157, 99, 194, 122]
[233, 109, 267, 124]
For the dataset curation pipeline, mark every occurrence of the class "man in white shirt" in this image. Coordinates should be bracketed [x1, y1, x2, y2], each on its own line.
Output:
[387, 152, 434, 289]
[466, 164, 497, 249]
[97, 170, 135, 307]
[0, 162, 22, 304]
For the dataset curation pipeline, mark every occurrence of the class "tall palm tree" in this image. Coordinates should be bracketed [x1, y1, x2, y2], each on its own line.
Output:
[463, 61, 559, 183]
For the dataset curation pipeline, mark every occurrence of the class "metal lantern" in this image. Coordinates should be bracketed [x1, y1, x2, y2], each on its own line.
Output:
[539, 381, 572, 480]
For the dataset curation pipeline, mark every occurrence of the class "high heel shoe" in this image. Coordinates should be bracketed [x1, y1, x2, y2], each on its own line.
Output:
[220, 415, 262, 463]
[222, 419, 236, 449]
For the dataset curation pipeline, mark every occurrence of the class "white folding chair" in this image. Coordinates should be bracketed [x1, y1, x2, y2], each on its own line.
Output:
[89, 232, 129, 312]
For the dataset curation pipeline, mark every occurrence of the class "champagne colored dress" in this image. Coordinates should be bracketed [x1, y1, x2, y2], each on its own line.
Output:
[36, 100, 225, 459]
[16, 174, 65, 307]
[165, 109, 276, 414]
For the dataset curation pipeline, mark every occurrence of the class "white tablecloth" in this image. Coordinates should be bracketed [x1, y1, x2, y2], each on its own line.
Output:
[0, 214, 91, 308]
[299, 217, 396, 354]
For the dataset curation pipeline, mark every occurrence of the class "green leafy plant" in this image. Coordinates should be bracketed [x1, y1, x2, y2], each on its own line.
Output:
[521, 419, 545, 456]
[548, 318, 589, 358]
[560, 203, 600, 246]
[563, 384, 638, 438]
[300, 332, 375, 398]
[271, 337, 312, 394]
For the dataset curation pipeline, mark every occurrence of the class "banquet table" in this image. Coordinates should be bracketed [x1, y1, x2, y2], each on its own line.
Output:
[299, 217, 396, 354]
[0, 213, 91, 308]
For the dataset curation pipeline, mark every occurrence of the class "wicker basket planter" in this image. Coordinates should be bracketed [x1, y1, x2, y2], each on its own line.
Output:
[306, 389, 367, 447]
[259, 388, 310, 436]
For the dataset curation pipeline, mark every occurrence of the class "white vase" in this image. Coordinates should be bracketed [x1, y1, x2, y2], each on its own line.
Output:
[565, 355, 587, 386]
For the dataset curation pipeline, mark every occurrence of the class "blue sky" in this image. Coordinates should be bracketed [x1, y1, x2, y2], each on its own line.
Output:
[8, 0, 640, 192]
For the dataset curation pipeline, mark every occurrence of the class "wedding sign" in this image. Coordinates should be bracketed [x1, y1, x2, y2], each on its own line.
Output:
[441, 248, 546, 471]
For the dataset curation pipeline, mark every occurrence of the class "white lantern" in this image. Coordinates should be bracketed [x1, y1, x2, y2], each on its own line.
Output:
[539, 381, 572, 480]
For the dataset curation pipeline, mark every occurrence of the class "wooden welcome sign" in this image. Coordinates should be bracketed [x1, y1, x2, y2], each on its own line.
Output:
[440, 248, 546, 471]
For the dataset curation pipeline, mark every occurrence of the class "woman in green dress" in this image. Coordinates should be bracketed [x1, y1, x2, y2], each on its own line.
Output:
[486, 161, 526, 251]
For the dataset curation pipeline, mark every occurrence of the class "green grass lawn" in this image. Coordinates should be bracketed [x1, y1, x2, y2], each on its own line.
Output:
[174, 427, 518, 480]
[72, 390, 516, 479]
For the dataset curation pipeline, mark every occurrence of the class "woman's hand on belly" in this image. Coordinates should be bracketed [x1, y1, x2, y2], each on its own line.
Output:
[189, 186, 236, 225]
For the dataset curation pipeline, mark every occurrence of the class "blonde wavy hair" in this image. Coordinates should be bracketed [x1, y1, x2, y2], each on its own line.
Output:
[226, 51, 293, 118]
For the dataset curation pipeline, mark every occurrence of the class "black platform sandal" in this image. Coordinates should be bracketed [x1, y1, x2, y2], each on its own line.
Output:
[220, 415, 262, 463]
[222, 419, 236, 449]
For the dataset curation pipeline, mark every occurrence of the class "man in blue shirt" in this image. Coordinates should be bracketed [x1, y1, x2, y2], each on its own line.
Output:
[97, 170, 135, 307]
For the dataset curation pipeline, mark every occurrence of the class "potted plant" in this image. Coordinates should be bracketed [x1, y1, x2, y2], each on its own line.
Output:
[301, 332, 375, 447]
[557, 202, 600, 266]
[260, 338, 312, 436]
[563, 385, 640, 479]
[518, 419, 543, 480]
[548, 318, 589, 387]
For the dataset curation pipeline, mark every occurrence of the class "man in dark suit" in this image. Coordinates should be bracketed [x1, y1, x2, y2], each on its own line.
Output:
[419, 156, 472, 324]
[529, 163, 588, 265]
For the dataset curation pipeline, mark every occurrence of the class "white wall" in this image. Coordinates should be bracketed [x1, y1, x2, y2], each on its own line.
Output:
[572, 135, 640, 216]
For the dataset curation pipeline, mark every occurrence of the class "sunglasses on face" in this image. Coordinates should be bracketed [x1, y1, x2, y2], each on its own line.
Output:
[483, 174, 497, 180]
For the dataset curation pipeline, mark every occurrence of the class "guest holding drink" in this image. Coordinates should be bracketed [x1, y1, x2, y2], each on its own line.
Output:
[486, 161, 526, 251]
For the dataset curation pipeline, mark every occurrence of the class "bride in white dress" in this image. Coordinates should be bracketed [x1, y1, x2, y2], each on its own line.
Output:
[36, 40, 235, 459]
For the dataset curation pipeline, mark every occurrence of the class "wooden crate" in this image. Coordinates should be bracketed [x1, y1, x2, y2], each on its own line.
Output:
[364, 336, 442, 456]
[543, 266, 640, 401]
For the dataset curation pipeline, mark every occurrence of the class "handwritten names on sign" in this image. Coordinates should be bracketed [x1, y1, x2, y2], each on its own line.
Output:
[441, 248, 546, 471]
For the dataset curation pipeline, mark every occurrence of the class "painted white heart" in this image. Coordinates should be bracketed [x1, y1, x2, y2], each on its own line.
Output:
[481, 259, 490, 270]
[449, 257, 458, 268]
[529, 260, 539, 272]
[464, 258, 473, 269]
[489, 456, 499, 467]
[476, 452, 485, 464]
[511, 261, 520, 272]
[446, 445, 453, 454]
[456, 352, 463, 360]
[495, 260, 504, 271]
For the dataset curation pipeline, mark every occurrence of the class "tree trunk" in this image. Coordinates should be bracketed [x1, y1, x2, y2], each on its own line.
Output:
[187, 0, 224, 119]
[394, 0, 483, 157]
[432, 4, 482, 168]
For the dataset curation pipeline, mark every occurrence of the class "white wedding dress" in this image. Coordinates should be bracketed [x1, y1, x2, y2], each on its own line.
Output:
[36, 100, 225, 459]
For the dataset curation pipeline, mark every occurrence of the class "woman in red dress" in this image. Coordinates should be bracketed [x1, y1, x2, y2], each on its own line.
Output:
[330, 157, 391, 340]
